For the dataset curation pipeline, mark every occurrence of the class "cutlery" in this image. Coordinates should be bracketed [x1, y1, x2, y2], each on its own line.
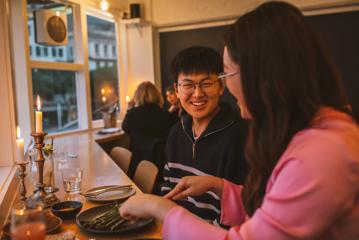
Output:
[83, 185, 132, 197]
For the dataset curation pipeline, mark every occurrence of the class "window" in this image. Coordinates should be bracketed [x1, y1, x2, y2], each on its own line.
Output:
[95, 43, 99, 55]
[112, 46, 116, 57]
[36, 46, 41, 56]
[26, 1, 83, 134]
[27, 5, 74, 63]
[29, 46, 32, 56]
[32, 69, 79, 133]
[52, 47, 57, 57]
[87, 15, 119, 120]
[104, 45, 108, 56]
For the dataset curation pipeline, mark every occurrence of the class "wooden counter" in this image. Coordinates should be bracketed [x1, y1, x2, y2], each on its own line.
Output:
[13, 130, 162, 240]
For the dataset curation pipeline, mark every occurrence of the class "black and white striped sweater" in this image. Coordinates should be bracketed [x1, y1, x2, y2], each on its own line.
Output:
[161, 103, 248, 226]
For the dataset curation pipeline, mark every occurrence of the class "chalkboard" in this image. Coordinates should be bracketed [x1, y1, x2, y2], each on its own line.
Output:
[159, 10, 359, 119]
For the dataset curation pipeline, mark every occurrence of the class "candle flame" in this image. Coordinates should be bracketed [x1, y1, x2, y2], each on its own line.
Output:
[102, 96, 106, 103]
[126, 96, 130, 102]
[56, 11, 60, 17]
[101, 88, 105, 95]
[16, 126, 21, 139]
[37, 95, 41, 111]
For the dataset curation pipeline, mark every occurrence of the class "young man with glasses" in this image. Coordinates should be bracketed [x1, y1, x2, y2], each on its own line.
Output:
[160, 46, 248, 227]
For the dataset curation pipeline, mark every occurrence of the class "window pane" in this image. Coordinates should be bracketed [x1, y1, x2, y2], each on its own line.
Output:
[87, 15, 119, 120]
[27, 1, 75, 63]
[32, 69, 79, 133]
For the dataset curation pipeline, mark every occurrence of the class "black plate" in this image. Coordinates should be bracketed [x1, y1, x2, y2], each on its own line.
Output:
[2, 210, 62, 236]
[76, 204, 154, 234]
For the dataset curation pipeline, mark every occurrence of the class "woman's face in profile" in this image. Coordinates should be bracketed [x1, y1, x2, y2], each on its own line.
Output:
[166, 91, 178, 105]
[223, 47, 251, 119]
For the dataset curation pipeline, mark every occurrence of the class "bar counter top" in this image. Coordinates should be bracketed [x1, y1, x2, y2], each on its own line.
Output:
[13, 130, 162, 240]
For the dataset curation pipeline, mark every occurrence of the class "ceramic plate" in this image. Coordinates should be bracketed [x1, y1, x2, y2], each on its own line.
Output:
[2, 210, 62, 236]
[84, 185, 136, 203]
[98, 128, 121, 134]
[76, 204, 154, 234]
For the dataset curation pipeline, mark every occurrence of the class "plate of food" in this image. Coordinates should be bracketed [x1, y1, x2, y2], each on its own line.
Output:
[83, 185, 136, 203]
[76, 204, 154, 234]
[2, 210, 62, 237]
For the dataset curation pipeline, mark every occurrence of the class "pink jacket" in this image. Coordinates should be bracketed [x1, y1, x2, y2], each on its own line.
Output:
[163, 108, 359, 239]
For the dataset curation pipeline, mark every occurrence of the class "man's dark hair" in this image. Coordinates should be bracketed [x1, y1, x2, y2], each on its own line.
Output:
[171, 46, 223, 82]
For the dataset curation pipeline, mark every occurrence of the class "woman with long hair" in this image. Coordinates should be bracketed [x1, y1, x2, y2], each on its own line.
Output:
[119, 2, 359, 239]
[122, 81, 171, 177]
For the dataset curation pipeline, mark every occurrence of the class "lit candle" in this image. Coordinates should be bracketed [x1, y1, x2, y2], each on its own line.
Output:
[101, 88, 105, 95]
[126, 95, 130, 103]
[35, 95, 43, 133]
[16, 126, 25, 163]
[102, 96, 106, 103]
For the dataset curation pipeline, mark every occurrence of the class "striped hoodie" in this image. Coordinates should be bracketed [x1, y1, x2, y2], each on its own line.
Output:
[161, 103, 248, 226]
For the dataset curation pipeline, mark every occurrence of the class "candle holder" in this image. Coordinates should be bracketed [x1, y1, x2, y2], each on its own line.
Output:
[15, 160, 29, 207]
[26, 132, 59, 209]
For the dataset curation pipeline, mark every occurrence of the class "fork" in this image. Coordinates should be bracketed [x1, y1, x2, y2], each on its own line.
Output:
[83, 185, 132, 197]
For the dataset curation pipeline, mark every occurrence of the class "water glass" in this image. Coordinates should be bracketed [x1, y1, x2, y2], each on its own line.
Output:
[11, 208, 45, 240]
[53, 150, 69, 170]
[61, 168, 83, 193]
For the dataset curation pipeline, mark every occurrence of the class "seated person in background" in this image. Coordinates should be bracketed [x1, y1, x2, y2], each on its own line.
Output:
[122, 81, 172, 178]
[120, 2, 359, 239]
[160, 46, 248, 226]
[165, 85, 185, 124]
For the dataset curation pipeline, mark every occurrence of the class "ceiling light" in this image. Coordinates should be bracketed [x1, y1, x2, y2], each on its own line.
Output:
[100, 0, 109, 11]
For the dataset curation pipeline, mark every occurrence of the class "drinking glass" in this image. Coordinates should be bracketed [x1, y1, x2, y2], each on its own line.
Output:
[61, 167, 83, 193]
[53, 149, 69, 170]
[11, 208, 45, 240]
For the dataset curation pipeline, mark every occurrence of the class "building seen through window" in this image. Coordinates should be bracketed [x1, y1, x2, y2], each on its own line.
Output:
[27, 2, 78, 133]
[26, 1, 120, 132]
[87, 15, 119, 120]
[32, 69, 79, 133]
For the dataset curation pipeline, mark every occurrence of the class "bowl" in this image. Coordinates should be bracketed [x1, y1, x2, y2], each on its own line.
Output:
[51, 201, 83, 220]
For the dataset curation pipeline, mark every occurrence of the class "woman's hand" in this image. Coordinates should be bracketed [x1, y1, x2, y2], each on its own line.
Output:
[119, 194, 177, 222]
[164, 176, 224, 200]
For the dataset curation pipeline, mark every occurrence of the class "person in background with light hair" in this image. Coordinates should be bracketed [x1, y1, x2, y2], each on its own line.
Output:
[119, 2, 359, 239]
[122, 81, 171, 178]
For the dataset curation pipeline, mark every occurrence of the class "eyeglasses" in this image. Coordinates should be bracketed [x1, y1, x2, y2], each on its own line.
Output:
[218, 71, 239, 79]
[218, 71, 239, 86]
[177, 80, 220, 95]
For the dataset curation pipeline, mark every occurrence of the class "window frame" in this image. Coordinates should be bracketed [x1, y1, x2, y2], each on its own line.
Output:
[16, 0, 93, 137]
[85, 9, 121, 128]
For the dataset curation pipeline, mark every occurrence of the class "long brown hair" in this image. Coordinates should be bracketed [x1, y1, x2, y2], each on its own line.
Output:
[224, 1, 350, 216]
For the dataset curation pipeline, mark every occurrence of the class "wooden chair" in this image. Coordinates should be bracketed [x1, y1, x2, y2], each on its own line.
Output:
[133, 160, 159, 193]
[109, 147, 132, 174]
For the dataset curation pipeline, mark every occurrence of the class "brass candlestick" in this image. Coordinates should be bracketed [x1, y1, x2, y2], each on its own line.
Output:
[26, 132, 59, 208]
[15, 160, 29, 207]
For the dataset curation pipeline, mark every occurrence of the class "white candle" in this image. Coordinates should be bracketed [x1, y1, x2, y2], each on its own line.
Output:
[16, 126, 25, 163]
[126, 95, 130, 102]
[35, 95, 43, 133]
